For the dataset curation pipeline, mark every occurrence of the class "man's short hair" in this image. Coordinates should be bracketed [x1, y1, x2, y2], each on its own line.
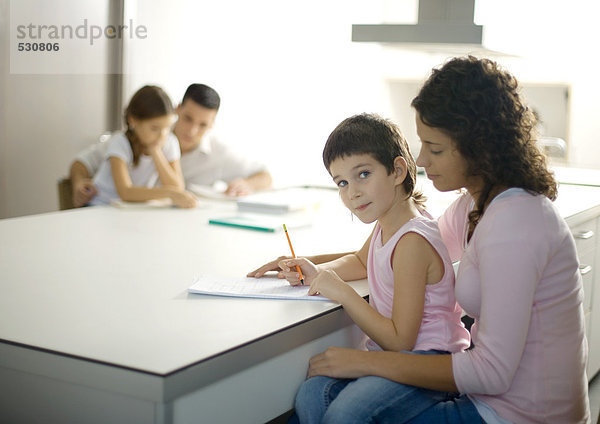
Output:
[182, 84, 220, 110]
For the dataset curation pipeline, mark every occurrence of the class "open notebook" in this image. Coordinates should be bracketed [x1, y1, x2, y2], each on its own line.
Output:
[110, 198, 174, 208]
[188, 275, 329, 301]
[188, 183, 238, 201]
[110, 198, 210, 209]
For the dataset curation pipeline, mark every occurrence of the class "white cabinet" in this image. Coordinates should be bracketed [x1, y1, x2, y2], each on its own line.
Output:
[578, 218, 600, 380]
[552, 182, 600, 381]
[566, 205, 600, 381]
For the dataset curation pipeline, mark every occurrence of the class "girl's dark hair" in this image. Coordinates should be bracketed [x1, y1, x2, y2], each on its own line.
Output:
[125, 85, 174, 165]
[411, 56, 557, 228]
[323, 113, 425, 207]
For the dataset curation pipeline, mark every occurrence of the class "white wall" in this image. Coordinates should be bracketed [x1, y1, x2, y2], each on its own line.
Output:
[476, 0, 600, 168]
[123, 0, 600, 187]
[122, 0, 388, 189]
[0, 0, 7, 218]
[0, 0, 118, 218]
[1, 0, 599, 218]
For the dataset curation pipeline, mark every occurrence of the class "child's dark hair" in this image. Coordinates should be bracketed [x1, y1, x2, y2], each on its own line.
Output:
[411, 56, 557, 228]
[124, 85, 174, 166]
[323, 113, 425, 207]
[181, 83, 220, 110]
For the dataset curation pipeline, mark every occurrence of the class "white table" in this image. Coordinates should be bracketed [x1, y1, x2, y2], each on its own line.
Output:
[5, 182, 598, 424]
[0, 190, 371, 424]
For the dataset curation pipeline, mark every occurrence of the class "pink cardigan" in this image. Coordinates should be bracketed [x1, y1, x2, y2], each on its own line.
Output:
[439, 189, 590, 423]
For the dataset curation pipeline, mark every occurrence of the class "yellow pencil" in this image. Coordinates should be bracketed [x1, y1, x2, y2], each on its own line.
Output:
[283, 224, 305, 285]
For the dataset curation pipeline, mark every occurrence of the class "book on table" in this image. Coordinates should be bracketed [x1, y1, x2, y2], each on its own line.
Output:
[236, 188, 322, 214]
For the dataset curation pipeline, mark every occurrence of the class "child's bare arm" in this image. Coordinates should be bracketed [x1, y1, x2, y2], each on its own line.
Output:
[147, 146, 184, 189]
[110, 157, 196, 208]
[341, 233, 441, 352]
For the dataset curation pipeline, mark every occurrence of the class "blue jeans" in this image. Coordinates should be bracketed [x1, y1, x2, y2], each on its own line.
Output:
[406, 394, 484, 423]
[291, 350, 483, 424]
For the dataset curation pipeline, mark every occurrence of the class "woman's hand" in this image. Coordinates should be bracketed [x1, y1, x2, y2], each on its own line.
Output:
[308, 346, 370, 379]
[246, 256, 291, 278]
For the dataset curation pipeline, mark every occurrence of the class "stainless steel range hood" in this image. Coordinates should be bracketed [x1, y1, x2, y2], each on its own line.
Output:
[352, 0, 485, 50]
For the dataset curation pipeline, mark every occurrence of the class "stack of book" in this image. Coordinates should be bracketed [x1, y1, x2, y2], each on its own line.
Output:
[236, 187, 321, 214]
[209, 187, 323, 232]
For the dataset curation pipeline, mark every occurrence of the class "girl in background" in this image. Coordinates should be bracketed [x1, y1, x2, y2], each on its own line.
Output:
[90, 85, 197, 208]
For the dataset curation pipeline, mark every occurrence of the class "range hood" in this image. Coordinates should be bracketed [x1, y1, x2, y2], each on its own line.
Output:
[352, 0, 486, 51]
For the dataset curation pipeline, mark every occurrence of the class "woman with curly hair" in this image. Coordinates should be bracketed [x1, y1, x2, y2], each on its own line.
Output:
[299, 57, 589, 423]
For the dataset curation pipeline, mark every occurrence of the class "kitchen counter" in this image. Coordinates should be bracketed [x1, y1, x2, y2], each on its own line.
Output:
[552, 165, 600, 187]
[415, 174, 600, 223]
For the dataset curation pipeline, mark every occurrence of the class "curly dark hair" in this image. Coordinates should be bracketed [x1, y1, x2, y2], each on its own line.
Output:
[323, 113, 425, 207]
[411, 56, 557, 228]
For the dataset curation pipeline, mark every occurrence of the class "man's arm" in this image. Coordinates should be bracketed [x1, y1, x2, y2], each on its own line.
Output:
[224, 170, 272, 196]
[68, 140, 108, 206]
[69, 160, 97, 207]
[245, 170, 272, 190]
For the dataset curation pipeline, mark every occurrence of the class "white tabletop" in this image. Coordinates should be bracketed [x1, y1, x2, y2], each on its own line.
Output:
[2, 183, 598, 377]
[0, 189, 371, 376]
[5, 185, 598, 423]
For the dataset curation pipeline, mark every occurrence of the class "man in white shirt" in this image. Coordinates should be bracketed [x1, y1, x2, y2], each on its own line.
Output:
[70, 83, 272, 207]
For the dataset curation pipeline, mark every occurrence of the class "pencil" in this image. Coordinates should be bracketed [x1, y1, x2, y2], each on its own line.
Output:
[283, 224, 305, 285]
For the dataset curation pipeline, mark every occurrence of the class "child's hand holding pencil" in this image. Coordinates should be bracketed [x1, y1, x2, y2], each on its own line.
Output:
[247, 224, 321, 289]
[277, 257, 319, 287]
[277, 257, 350, 303]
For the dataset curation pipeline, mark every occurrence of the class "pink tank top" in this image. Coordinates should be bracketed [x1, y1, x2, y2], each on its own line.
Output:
[366, 216, 470, 353]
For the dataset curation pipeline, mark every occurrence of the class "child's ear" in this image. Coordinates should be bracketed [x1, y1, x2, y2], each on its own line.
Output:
[393, 156, 408, 185]
[127, 116, 138, 130]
